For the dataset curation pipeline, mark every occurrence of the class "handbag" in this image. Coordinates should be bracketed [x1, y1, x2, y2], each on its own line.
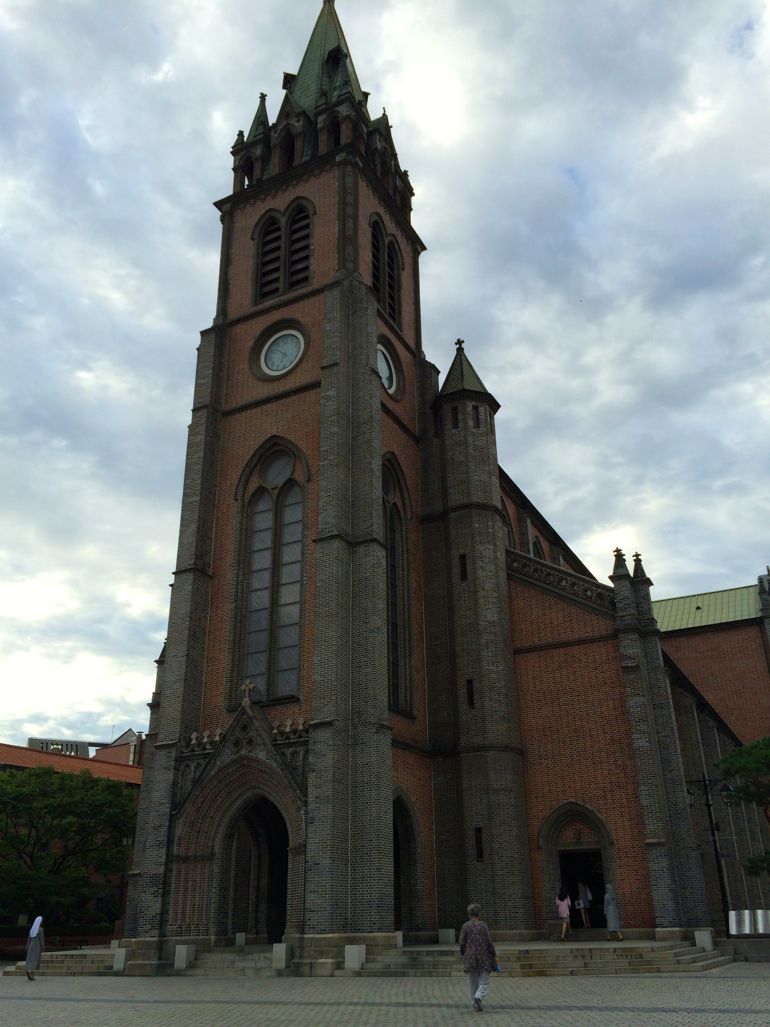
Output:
[575, 900, 584, 909]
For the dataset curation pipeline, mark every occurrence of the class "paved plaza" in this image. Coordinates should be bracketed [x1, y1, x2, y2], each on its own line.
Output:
[1, 962, 769, 1026]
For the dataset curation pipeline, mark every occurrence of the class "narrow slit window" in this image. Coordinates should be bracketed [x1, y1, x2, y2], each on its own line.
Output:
[472, 404, 480, 428]
[475, 827, 484, 862]
[459, 554, 468, 582]
[451, 406, 459, 429]
[466, 679, 475, 708]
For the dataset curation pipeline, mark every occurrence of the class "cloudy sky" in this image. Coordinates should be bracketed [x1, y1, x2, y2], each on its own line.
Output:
[1, 0, 768, 747]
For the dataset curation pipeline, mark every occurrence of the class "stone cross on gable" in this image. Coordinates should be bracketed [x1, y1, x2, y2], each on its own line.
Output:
[240, 680, 253, 705]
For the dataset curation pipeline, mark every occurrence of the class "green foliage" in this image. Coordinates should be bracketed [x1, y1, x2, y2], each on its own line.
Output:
[717, 737, 770, 818]
[0, 766, 136, 924]
[718, 737, 770, 877]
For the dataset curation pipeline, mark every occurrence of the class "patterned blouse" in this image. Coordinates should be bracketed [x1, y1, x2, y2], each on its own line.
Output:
[458, 918, 497, 973]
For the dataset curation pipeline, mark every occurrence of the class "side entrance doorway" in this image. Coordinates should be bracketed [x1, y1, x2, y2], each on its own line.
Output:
[393, 796, 420, 933]
[559, 848, 606, 929]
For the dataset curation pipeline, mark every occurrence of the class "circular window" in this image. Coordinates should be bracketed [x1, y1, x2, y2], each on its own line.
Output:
[377, 344, 397, 394]
[262, 450, 294, 486]
[260, 329, 304, 376]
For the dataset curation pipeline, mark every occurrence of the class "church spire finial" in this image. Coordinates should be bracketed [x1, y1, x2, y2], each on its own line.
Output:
[456, 338, 464, 350]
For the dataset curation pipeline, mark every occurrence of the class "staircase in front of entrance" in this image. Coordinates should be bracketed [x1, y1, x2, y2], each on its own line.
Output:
[347, 941, 731, 977]
[3, 939, 733, 978]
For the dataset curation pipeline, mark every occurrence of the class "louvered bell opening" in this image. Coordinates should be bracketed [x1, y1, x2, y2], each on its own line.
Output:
[287, 209, 311, 289]
[372, 224, 383, 304]
[259, 220, 282, 299]
[386, 243, 399, 324]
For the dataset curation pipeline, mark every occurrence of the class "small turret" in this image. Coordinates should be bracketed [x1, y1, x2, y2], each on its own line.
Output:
[632, 551, 657, 628]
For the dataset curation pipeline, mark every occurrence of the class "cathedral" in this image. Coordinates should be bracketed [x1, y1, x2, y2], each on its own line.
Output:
[125, 0, 770, 966]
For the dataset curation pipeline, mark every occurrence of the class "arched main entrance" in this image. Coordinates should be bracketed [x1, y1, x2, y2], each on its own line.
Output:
[539, 802, 616, 931]
[225, 796, 288, 942]
[393, 796, 420, 932]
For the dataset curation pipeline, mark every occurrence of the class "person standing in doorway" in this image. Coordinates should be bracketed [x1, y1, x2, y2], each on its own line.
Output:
[604, 883, 624, 941]
[577, 879, 592, 928]
[459, 903, 497, 1013]
[556, 890, 571, 940]
[25, 916, 44, 980]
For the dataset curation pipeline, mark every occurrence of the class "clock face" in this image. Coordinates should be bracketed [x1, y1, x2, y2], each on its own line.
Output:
[377, 345, 396, 393]
[261, 330, 303, 375]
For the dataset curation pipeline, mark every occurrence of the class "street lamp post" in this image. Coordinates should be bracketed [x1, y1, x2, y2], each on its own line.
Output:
[687, 774, 732, 937]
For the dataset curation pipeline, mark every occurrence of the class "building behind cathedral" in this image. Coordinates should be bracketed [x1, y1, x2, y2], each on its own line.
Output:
[125, 0, 770, 966]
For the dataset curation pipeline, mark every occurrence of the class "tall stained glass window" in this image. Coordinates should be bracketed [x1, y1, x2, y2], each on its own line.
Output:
[244, 450, 304, 701]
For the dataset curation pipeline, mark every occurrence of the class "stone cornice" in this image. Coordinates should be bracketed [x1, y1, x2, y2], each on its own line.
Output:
[506, 550, 615, 616]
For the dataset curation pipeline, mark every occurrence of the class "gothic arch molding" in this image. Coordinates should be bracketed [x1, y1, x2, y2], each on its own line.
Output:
[392, 786, 425, 932]
[234, 435, 311, 502]
[382, 451, 412, 520]
[169, 753, 305, 938]
[538, 801, 616, 928]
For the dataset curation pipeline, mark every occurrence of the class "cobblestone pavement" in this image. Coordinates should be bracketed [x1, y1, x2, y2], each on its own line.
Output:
[1, 963, 769, 1027]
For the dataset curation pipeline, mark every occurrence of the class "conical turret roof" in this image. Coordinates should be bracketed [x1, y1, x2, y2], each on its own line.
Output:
[288, 0, 368, 115]
[246, 92, 270, 143]
[439, 339, 491, 397]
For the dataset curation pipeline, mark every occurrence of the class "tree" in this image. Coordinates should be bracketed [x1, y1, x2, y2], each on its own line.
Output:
[0, 766, 136, 925]
[718, 736, 770, 876]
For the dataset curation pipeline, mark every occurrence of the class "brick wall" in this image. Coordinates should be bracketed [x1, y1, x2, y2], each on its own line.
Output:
[510, 579, 655, 929]
[663, 623, 770, 743]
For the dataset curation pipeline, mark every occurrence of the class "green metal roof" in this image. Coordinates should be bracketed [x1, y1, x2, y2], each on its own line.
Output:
[439, 340, 490, 397]
[288, 0, 367, 115]
[653, 584, 760, 632]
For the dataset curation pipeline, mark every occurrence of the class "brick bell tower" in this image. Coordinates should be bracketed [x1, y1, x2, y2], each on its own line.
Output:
[126, 0, 430, 957]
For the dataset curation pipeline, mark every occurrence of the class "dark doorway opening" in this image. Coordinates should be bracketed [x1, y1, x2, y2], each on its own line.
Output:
[227, 796, 288, 943]
[393, 798, 418, 932]
[559, 848, 606, 929]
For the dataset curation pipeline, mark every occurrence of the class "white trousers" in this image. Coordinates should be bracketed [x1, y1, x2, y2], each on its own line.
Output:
[467, 969, 490, 1005]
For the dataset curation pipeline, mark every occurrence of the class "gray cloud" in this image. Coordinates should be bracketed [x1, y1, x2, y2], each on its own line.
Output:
[1, 0, 768, 744]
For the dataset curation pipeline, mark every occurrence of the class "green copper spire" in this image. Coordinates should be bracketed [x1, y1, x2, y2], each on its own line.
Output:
[287, 0, 367, 114]
[439, 339, 491, 397]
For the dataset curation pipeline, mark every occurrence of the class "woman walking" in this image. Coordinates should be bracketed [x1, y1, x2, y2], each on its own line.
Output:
[459, 903, 497, 1013]
[604, 884, 624, 941]
[556, 890, 571, 940]
[25, 916, 44, 980]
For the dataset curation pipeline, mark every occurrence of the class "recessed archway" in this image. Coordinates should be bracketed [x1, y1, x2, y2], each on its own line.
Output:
[225, 796, 288, 942]
[393, 794, 421, 933]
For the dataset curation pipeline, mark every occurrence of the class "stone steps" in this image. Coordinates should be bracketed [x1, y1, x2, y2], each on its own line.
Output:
[3, 948, 116, 977]
[2, 940, 732, 979]
[350, 942, 733, 978]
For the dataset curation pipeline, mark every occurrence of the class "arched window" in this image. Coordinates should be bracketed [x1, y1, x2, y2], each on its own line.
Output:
[502, 503, 516, 549]
[326, 116, 341, 150]
[287, 207, 311, 289]
[532, 537, 546, 561]
[279, 129, 295, 171]
[386, 242, 400, 325]
[253, 204, 313, 304]
[383, 463, 410, 712]
[257, 217, 282, 301]
[243, 449, 304, 702]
